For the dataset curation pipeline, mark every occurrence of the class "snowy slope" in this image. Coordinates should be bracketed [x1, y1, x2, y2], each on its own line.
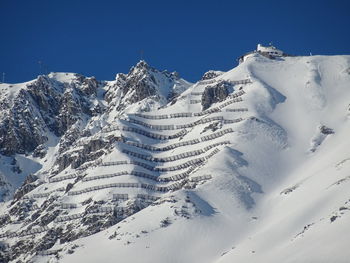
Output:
[1, 54, 350, 263]
[59, 55, 350, 263]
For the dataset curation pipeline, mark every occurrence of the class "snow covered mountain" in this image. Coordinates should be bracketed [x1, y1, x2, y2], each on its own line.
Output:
[0, 51, 350, 263]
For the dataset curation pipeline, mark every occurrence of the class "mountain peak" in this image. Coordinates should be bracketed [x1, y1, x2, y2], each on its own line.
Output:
[0, 55, 349, 263]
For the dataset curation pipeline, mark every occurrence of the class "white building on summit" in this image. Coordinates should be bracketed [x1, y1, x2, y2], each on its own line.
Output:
[239, 44, 286, 63]
[256, 43, 284, 56]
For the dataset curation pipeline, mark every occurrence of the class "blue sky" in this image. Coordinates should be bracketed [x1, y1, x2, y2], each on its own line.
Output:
[0, 0, 349, 83]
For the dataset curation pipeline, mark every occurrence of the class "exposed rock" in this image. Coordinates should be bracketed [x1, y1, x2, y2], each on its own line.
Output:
[105, 60, 188, 113]
[320, 125, 334, 135]
[55, 138, 107, 172]
[201, 80, 233, 110]
[201, 70, 223, 80]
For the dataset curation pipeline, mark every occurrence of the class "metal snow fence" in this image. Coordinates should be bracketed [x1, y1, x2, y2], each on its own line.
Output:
[205, 148, 220, 160]
[37, 249, 61, 256]
[113, 194, 128, 200]
[137, 194, 160, 201]
[61, 203, 77, 209]
[190, 92, 203, 95]
[194, 107, 221, 117]
[31, 187, 64, 199]
[130, 171, 158, 181]
[68, 182, 144, 196]
[88, 206, 114, 214]
[198, 79, 217, 85]
[169, 112, 193, 118]
[49, 173, 78, 183]
[122, 149, 153, 161]
[200, 128, 234, 141]
[218, 97, 243, 109]
[19, 226, 49, 237]
[125, 137, 200, 152]
[101, 160, 129, 166]
[133, 113, 169, 120]
[229, 79, 251, 85]
[225, 108, 248, 112]
[190, 174, 212, 182]
[190, 99, 201, 104]
[222, 118, 244, 124]
[54, 213, 84, 223]
[82, 171, 128, 182]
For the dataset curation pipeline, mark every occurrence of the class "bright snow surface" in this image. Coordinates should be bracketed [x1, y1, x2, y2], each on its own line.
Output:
[3, 54, 350, 263]
[51, 55, 350, 263]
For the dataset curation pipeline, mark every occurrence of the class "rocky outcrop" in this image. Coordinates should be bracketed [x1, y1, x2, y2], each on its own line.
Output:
[105, 60, 188, 113]
[0, 74, 101, 156]
[55, 138, 108, 172]
[201, 70, 223, 80]
[201, 80, 233, 110]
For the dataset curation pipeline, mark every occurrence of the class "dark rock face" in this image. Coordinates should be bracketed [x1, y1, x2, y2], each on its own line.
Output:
[105, 60, 183, 113]
[201, 81, 233, 110]
[320, 125, 334, 135]
[55, 138, 107, 172]
[0, 75, 101, 156]
[0, 88, 48, 155]
[201, 70, 223, 80]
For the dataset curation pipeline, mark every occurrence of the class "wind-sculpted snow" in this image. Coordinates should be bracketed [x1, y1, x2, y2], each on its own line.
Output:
[1, 55, 350, 263]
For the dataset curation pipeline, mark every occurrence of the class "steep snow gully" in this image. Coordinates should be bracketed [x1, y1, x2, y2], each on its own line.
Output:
[0, 49, 350, 263]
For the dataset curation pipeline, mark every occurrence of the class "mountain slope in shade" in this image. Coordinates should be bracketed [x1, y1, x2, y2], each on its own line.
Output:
[0, 53, 350, 263]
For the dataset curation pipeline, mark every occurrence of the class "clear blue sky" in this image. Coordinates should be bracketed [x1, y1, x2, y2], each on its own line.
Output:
[1, 0, 349, 83]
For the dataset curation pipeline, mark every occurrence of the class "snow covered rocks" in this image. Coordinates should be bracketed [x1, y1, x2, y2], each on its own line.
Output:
[1, 52, 350, 263]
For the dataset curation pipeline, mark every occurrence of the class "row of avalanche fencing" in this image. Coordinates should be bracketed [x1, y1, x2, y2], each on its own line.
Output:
[122, 148, 203, 163]
[190, 92, 203, 95]
[49, 147, 218, 185]
[67, 180, 187, 197]
[226, 108, 248, 112]
[222, 118, 244, 124]
[218, 97, 243, 109]
[190, 99, 201, 104]
[67, 149, 220, 196]
[200, 128, 234, 141]
[197, 78, 251, 86]
[127, 116, 227, 130]
[204, 148, 220, 159]
[122, 135, 232, 153]
[61, 203, 78, 209]
[124, 138, 201, 152]
[121, 140, 231, 163]
[83, 170, 158, 182]
[49, 173, 80, 183]
[189, 174, 212, 182]
[102, 125, 187, 140]
[83, 167, 193, 183]
[98, 146, 221, 173]
[131, 90, 246, 120]
[227, 90, 246, 99]
[55, 201, 157, 223]
[37, 249, 61, 256]
[113, 193, 129, 200]
[137, 194, 160, 201]
[87, 206, 115, 214]
[113, 193, 159, 202]
[55, 212, 83, 223]
[23, 187, 65, 199]
[0, 226, 49, 238]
